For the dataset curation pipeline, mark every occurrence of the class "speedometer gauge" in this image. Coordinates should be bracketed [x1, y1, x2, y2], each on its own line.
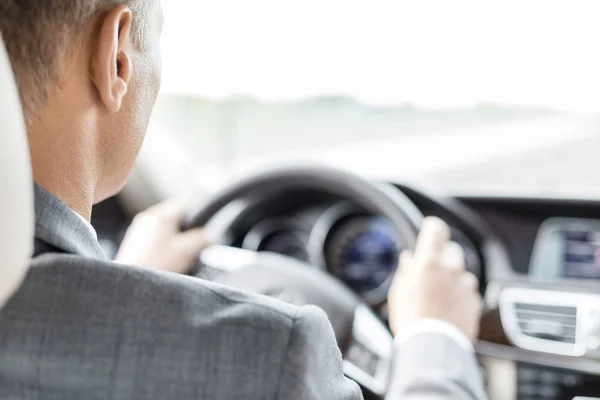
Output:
[326, 216, 401, 302]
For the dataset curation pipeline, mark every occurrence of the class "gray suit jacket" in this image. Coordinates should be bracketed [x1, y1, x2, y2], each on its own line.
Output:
[0, 185, 486, 400]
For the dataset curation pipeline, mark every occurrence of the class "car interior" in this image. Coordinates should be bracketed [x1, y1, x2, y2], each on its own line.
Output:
[4, 2, 600, 400]
[104, 168, 600, 400]
[89, 140, 600, 400]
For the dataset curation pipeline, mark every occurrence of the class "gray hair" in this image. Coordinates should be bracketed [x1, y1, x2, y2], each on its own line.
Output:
[0, 0, 155, 121]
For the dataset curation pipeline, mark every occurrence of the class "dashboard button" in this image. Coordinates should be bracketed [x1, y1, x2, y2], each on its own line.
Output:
[345, 340, 380, 378]
[519, 384, 538, 396]
[563, 373, 582, 387]
[518, 367, 539, 382]
[539, 370, 559, 384]
[539, 385, 559, 399]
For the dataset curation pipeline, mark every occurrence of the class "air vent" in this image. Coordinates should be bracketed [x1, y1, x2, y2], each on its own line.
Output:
[514, 303, 577, 344]
[499, 288, 600, 357]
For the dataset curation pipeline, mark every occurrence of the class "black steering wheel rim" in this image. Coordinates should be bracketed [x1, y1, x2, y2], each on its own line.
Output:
[183, 165, 423, 247]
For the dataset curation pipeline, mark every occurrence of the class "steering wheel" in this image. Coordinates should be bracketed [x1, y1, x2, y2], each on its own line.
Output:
[182, 166, 424, 397]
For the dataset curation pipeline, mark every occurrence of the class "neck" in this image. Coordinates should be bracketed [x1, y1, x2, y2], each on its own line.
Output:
[28, 116, 98, 222]
[32, 174, 94, 222]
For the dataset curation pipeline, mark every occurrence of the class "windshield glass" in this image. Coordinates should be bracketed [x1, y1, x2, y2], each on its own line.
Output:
[147, 0, 600, 198]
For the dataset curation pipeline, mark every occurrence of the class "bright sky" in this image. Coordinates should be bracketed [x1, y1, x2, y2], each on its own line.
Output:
[160, 0, 600, 112]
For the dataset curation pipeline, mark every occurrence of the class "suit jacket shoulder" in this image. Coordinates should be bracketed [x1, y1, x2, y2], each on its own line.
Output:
[0, 254, 314, 399]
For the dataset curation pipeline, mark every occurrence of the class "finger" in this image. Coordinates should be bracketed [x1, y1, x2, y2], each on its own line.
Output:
[414, 217, 450, 267]
[440, 241, 466, 271]
[394, 250, 412, 277]
[175, 228, 210, 256]
[460, 272, 479, 291]
[390, 250, 412, 288]
[389, 250, 412, 302]
[399, 250, 413, 268]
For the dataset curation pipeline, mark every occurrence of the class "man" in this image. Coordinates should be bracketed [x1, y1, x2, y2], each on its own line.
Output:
[0, 1, 485, 399]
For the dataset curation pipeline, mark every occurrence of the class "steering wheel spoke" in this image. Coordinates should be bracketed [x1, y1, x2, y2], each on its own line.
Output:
[197, 245, 259, 273]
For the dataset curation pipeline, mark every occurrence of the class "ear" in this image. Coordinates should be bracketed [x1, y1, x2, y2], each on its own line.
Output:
[91, 5, 133, 114]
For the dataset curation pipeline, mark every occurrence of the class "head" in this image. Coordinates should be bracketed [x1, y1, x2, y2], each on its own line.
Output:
[0, 0, 163, 215]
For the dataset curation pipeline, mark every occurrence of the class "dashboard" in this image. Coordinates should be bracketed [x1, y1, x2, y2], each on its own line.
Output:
[93, 184, 600, 302]
[93, 183, 600, 303]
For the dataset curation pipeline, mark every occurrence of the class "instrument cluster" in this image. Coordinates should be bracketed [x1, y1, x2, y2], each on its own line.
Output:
[241, 201, 482, 304]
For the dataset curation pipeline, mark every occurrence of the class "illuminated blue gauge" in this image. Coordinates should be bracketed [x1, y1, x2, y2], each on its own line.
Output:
[325, 216, 401, 303]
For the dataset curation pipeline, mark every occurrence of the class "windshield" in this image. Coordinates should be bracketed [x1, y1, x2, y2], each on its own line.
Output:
[147, 0, 600, 198]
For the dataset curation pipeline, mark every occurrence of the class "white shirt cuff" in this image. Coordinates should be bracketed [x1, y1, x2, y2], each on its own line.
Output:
[393, 319, 474, 353]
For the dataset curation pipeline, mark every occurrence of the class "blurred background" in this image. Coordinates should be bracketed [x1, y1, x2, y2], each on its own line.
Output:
[140, 0, 600, 198]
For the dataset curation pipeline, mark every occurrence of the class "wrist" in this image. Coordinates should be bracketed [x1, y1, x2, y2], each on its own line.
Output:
[393, 318, 474, 353]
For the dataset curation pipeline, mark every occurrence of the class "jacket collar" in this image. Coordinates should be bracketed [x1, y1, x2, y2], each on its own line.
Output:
[33, 184, 105, 259]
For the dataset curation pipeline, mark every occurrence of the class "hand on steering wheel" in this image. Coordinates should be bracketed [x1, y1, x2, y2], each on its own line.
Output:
[116, 198, 210, 273]
[388, 217, 482, 341]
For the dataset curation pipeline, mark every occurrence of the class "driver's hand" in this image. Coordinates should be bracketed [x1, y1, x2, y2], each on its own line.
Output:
[115, 198, 209, 274]
[387, 217, 482, 342]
